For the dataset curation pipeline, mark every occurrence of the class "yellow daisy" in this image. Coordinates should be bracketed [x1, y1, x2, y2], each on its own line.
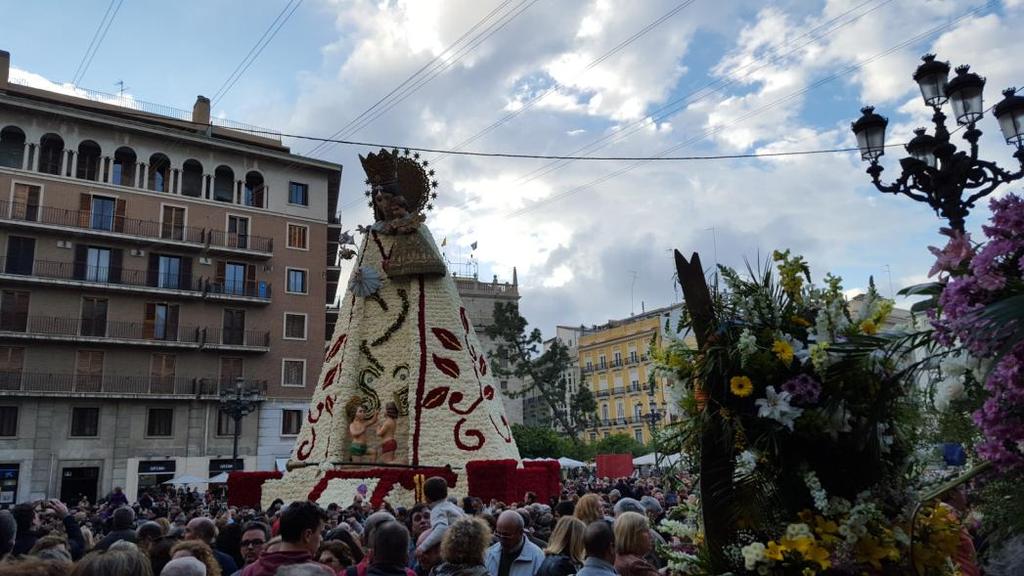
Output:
[772, 339, 795, 364]
[730, 376, 754, 398]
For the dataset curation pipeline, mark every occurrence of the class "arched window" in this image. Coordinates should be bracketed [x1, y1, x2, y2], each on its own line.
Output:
[148, 153, 171, 192]
[112, 147, 137, 186]
[213, 165, 234, 203]
[76, 140, 102, 181]
[0, 126, 26, 168]
[243, 170, 264, 207]
[181, 159, 203, 198]
[38, 133, 64, 175]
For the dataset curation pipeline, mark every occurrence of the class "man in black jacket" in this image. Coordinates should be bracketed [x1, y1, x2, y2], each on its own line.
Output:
[185, 516, 239, 575]
[11, 500, 85, 560]
[367, 522, 411, 576]
[94, 506, 138, 551]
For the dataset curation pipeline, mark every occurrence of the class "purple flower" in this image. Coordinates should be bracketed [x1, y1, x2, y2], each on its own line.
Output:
[781, 373, 821, 405]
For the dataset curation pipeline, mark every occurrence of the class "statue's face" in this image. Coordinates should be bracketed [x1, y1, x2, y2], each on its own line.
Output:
[356, 407, 366, 418]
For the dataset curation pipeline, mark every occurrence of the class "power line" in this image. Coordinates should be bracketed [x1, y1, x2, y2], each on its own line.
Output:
[211, 0, 300, 104]
[71, 0, 116, 84]
[72, 0, 124, 86]
[304, 0, 517, 158]
[431, 0, 701, 162]
[309, 0, 541, 158]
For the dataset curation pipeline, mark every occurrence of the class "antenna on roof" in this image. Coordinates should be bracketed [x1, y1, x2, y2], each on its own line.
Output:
[114, 80, 128, 97]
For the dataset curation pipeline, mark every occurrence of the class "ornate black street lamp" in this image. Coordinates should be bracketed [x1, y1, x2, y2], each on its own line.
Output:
[219, 378, 262, 471]
[646, 379, 663, 471]
[851, 54, 1024, 231]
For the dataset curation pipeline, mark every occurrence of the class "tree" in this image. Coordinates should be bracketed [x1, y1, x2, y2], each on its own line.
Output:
[486, 302, 597, 443]
[592, 433, 647, 457]
[511, 424, 565, 458]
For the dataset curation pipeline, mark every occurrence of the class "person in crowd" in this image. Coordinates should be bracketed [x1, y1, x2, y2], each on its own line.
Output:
[70, 545, 154, 576]
[107, 487, 129, 509]
[13, 500, 85, 560]
[235, 521, 270, 573]
[0, 509, 17, 560]
[612, 499, 664, 568]
[485, 511, 545, 576]
[515, 509, 547, 549]
[0, 556, 71, 576]
[406, 504, 430, 564]
[30, 534, 72, 564]
[136, 521, 165, 555]
[366, 521, 411, 576]
[607, 490, 621, 507]
[432, 517, 491, 576]
[184, 517, 238, 575]
[94, 507, 138, 551]
[324, 527, 363, 565]
[215, 521, 243, 569]
[612, 512, 657, 576]
[317, 540, 355, 573]
[573, 495, 604, 526]
[577, 522, 616, 576]
[413, 530, 441, 576]
[537, 517, 584, 576]
[344, 511, 397, 576]
[552, 501, 574, 521]
[149, 536, 182, 575]
[414, 477, 464, 562]
[161, 556, 208, 576]
[241, 501, 329, 576]
[172, 540, 222, 576]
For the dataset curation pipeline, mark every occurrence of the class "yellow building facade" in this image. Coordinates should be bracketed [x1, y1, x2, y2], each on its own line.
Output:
[578, 305, 683, 445]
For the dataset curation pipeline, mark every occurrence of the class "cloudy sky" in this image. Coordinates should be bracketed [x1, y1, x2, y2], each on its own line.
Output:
[5, 0, 1024, 335]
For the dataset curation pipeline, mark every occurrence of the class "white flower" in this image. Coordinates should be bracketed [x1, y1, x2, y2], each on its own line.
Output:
[934, 377, 965, 411]
[785, 523, 812, 539]
[824, 401, 853, 439]
[741, 542, 766, 570]
[738, 328, 758, 365]
[755, 386, 803, 430]
[803, 470, 828, 512]
[734, 450, 758, 477]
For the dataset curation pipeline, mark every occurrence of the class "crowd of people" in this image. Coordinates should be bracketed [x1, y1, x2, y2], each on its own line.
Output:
[0, 475, 682, 576]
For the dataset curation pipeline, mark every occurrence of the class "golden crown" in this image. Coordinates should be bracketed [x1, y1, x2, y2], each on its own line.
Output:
[360, 148, 439, 219]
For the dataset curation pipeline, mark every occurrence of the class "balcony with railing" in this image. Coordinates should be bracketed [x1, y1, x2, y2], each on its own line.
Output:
[201, 327, 271, 351]
[0, 314, 201, 348]
[0, 372, 267, 399]
[0, 257, 271, 304]
[0, 201, 273, 257]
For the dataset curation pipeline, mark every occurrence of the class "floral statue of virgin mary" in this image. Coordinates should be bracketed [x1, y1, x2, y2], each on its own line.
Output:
[260, 149, 520, 507]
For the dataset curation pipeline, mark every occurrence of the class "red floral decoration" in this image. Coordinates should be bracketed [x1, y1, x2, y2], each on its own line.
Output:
[227, 471, 283, 508]
[307, 466, 457, 508]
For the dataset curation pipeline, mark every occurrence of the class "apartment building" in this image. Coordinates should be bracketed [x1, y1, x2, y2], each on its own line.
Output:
[579, 304, 686, 445]
[0, 50, 342, 503]
[453, 269, 525, 425]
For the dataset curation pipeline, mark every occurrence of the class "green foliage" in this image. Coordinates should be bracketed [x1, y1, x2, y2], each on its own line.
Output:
[486, 302, 596, 442]
[590, 433, 648, 457]
[511, 424, 566, 458]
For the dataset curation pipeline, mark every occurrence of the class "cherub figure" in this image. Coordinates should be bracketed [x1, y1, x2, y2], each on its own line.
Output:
[346, 398, 378, 463]
[376, 401, 400, 463]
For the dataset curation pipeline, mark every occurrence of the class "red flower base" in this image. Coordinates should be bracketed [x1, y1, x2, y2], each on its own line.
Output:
[227, 460, 559, 509]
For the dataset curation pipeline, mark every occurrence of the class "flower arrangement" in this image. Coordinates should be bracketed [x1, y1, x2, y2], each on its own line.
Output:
[653, 251, 955, 574]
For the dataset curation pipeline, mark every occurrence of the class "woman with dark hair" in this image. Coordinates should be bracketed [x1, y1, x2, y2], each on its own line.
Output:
[318, 540, 356, 573]
[325, 527, 364, 565]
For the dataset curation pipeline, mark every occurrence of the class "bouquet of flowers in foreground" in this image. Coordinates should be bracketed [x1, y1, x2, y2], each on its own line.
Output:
[653, 252, 964, 575]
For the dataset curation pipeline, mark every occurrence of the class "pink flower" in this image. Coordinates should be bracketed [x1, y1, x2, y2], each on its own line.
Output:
[927, 228, 974, 277]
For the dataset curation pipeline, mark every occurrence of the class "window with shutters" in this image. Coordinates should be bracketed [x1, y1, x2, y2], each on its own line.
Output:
[4, 236, 35, 275]
[0, 347, 25, 390]
[220, 357, 243, 392]
[282, 359, 305, 388]
[0, 291, 30, 332]
[634, 404, 643, 419]
[284, 313, 306, 340]
[634, 428, 644, 443]
[75, 350, 104, 392]
[223, 262, 247, 295]
[90, 196, 116, 231]
[216, 409, 236, 436]
[0, 406, 17, 436]
[70, 407, 99, 437]
[616, 401, 625, 420]
[222, 309, 245, 345]
[80, 297, 108, 337]
[287, 224, 308, 250]
[286, 268, 307, 294]
[146, 408, 173, 437]
[146, 303, 179, 341]
[227, 215, 249, 249]
[11, 183, 41, 222]
[157, 255, 181, 289]
[150, 353, 176, 393]
[281, 409, 302, 435]
[601, 404, 609, 421]
[161, 206, 186, 240]
[85, 247, 111, 283]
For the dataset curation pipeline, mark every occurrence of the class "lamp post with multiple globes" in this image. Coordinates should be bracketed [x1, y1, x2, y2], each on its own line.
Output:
[851, 54, 1024, 232]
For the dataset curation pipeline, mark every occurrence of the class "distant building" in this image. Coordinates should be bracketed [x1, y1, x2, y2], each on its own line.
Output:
[579, 304, 687, 445]
[0, 50, 342, 502]
[452, 269, 524, 425]
[523, 326, 582, 430]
